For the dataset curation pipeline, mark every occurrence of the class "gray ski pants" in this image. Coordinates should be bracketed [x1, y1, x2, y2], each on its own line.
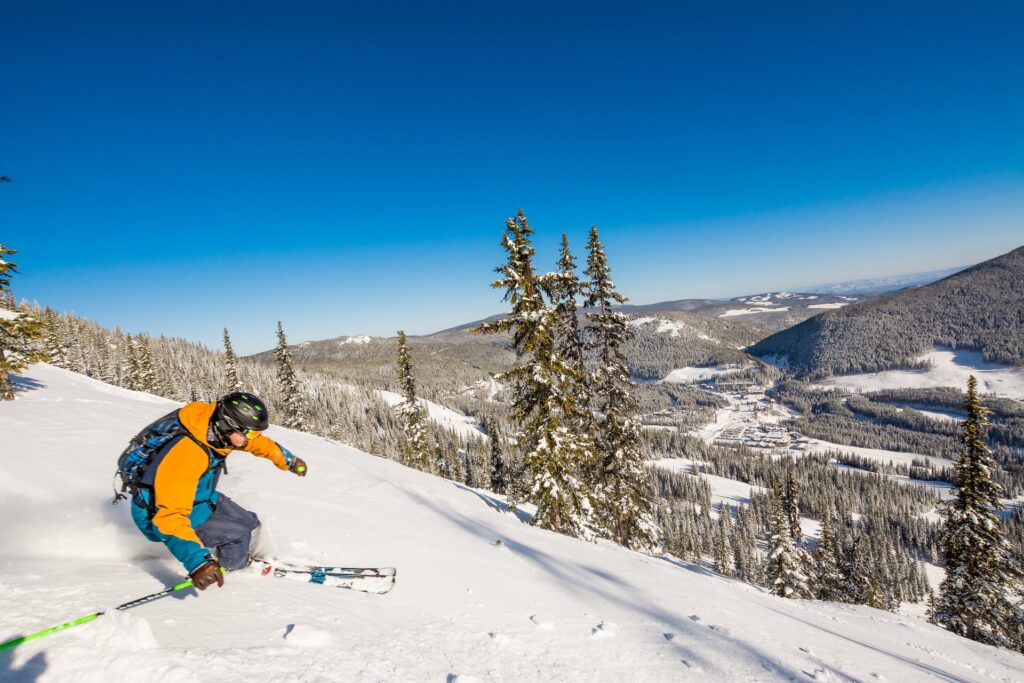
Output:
[195, 494, 261, 570]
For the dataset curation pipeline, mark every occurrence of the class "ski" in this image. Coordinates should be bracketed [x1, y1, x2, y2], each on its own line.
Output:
[254, 557, 395, 578]
[249, 559, 396, 594]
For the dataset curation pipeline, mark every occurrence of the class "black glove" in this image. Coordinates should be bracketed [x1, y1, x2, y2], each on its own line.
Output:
[190, 559, 224, 591]
[289, 456, 308, 477]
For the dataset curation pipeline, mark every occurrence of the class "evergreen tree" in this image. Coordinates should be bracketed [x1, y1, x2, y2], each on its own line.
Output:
[43, 307, 69, 369]
[0, 244, 48, 400]
[861, 575, 891, 611]
[732, 505, 758, 583]
[123, 334, 142, 391]
[434, 445, 453, 479]
[0, 311, 47, 401]
[488, 420, 508, 494]
[766, 488, 810, 599]
[932, 376, 1023, 649]
[782, 466, 802, 542]
[223, 328, 242, 392]
[94, 329, 117, 384]
[395, 330, 432, 470]
[553, 234, 589, 429]
[861, 540, 899, 611]
[840, 533, 871, 605]
[812, 513, 846, 602]
[714, 506, 735, 577]
[275, 321, 307, 431]
[475, 210, 597, 539]
[463, 448, 478, 488]
[583, 225, 661, 553]
[135, 335, 159, 394]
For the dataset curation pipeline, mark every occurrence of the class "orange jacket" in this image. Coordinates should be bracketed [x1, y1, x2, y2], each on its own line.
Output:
[149, 401, 290, 548]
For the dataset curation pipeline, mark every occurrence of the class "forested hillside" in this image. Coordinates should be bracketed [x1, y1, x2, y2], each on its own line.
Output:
[247, 332, 518, 401]
[245, 308, 764, 386]
[749, 245, 1024, 378]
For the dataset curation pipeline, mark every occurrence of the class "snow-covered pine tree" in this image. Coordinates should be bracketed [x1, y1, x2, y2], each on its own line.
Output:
[861, 575, 890, 611]
[732, 505, 759, 583]
[782, 466, 802, 543]
[766, 487, 810, 599]
[714, 506, 735, 577]
[275, 321, 307, 431]
[463, 448, 478, 488]
[395, 330, 432, 470]
[840, 532, 871, 605]
[43, 307, 69, 369]
[123, 334, 142, 391]
[436, 443, 464, 482]
[0, 244, 48, 400]
[488, 421, 507, 494]
[932, 375, 1023, 650]
[553, 234, 589, 430]
[582, 225, 661, 554]
[813, 513, 846, 602]
[72, 334, 94, 377]
[474, 210, 597, 539]
[94, 329, 117, 384]
[223, 328, 242, 392]
[135, 335, 159, 394]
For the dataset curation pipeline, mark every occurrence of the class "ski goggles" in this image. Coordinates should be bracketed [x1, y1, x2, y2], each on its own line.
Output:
[219, 415, 263, 440]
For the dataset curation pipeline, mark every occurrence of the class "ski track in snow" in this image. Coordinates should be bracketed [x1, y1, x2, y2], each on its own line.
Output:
[1, 364, 1023, 681]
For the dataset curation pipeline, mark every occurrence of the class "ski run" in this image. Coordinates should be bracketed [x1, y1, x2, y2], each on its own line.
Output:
[2, 363, 1024, 682]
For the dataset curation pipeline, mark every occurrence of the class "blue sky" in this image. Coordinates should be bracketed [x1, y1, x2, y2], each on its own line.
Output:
[3, 1, 1022, 354]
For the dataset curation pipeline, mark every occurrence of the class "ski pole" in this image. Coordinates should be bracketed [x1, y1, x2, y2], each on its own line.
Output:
[0, 569, 222, 652]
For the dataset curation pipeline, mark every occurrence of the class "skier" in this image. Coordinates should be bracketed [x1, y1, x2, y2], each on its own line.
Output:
[119, 392, 307, 592]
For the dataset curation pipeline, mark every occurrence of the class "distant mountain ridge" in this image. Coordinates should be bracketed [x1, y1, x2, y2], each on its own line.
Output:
[806, 265, 968, 294]
[749, 245, 1024, 379]
[620, 291, 874, 334]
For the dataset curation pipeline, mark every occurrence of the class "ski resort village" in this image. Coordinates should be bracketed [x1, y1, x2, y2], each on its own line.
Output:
[4, 3, 1024, 681]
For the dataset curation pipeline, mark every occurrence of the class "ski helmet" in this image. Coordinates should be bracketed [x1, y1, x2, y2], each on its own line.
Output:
[215, 392, 270, 436]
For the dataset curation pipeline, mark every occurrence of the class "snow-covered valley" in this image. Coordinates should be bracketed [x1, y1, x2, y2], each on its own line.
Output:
[4, 364, 1024, 681]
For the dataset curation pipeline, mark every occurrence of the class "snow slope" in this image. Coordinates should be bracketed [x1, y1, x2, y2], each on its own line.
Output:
[628, 317, 718, 343]
[805, 439, 954, 471]
[377, 389, 487, 440]
[719, 306, 791, 317]
[653, 458, 760, 509]
[661, 365, 747, 384]
[812, 347, 1024, 400]
[2, 364, 1024, 682]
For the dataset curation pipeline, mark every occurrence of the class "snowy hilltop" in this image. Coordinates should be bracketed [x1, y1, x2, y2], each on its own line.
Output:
[2, 364, 1024, 682]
